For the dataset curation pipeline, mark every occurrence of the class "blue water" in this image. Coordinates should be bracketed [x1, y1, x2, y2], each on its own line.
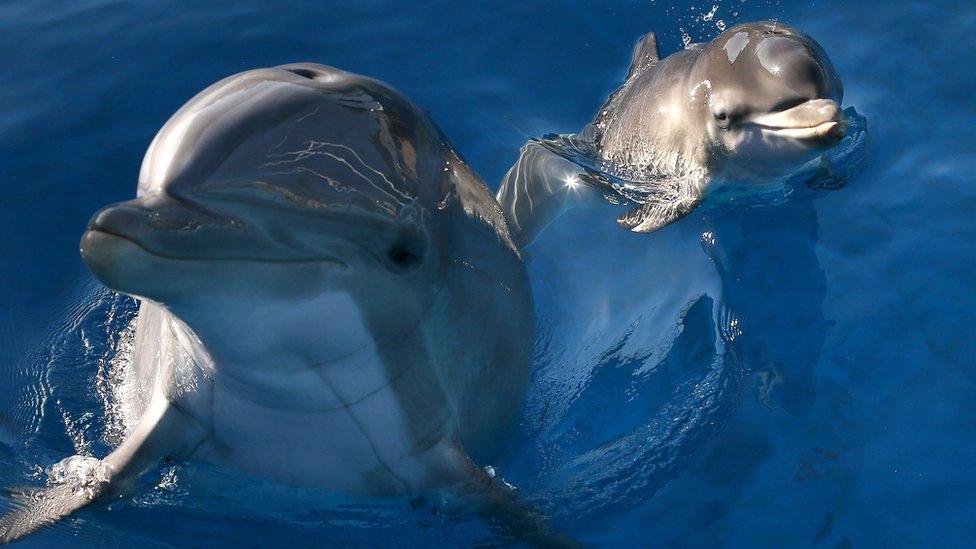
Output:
[2, 0, 975, 546]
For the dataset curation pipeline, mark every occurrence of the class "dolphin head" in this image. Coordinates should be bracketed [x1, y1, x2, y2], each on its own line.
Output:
[81, 64, 454, 362]
[692, 22, 846, 179]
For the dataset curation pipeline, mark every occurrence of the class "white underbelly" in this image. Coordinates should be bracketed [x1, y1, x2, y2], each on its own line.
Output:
[196, 354, 458, 495]
[131, 294, 466, 495]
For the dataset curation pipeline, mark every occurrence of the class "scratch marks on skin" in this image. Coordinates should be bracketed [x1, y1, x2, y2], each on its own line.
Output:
[265, 134, 290, 157]
[403, 413, 451, 458]
[259, 140, 413, 214]
[259, 167, 400, 217]
[263, 140, 407, 199]
[249, 139, 426, 219]
[293, 106, 320, 124]
[610, 155, 708, 233]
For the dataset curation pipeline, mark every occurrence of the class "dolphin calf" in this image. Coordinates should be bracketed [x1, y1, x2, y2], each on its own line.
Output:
[497, 21, 852, 244]
[1, 64, 536, 542]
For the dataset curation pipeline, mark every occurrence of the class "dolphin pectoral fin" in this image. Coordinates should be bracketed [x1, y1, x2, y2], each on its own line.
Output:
[617, 196, 702, 233]
[447, 448, 577, 548]
[0, 397, 206, 543]
[0, 478, 107, 543]
[627, 31, 660, 77]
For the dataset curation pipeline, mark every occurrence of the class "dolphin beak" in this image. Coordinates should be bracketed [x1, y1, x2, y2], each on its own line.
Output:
[749, 98, 847, 146]
[79, 195, 354, 302]
[79, 188, 413, 285]
[82, 195, 237, 260]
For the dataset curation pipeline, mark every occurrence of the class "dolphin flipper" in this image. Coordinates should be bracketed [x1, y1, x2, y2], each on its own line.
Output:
[616, 196, 702, 233]
[446, 447, 576, 547]
[1, 478, 107, 542]
[0, 397, 206, 543]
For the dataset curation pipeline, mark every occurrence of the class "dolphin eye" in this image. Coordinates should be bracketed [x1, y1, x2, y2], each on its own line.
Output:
[285, 68, 318, 79]
[385, 237, 425, 273]
[713, 110, 731, 127]
[388, 246, 418, 266]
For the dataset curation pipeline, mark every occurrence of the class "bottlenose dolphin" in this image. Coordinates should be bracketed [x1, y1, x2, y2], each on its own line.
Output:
[497, 21, 850, 245]
[1, 64, 536, 542]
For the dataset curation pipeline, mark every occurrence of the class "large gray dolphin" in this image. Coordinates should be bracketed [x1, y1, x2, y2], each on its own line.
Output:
[497, 21, 850, 244]
[1, 64, 537, 542]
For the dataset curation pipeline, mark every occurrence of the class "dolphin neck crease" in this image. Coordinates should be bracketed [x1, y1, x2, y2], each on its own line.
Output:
[154, 281, 447, 400]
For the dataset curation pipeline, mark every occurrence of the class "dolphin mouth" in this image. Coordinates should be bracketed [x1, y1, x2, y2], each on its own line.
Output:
[748, 98, 847, 144]
[759, 119, 847, 140]
[82, 227, 347, 266]
[81, 196, 404, 266]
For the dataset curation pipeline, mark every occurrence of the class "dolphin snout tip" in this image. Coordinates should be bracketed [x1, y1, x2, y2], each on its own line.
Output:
[79, 229, 132, 281]
[79, 229, 97, 259]
[80, 205, 135, 262]
[87, 201, 156, 235]
[826, 119, 847, 141]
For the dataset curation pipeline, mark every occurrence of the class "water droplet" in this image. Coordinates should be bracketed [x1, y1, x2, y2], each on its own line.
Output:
[702, 4, 718, 22]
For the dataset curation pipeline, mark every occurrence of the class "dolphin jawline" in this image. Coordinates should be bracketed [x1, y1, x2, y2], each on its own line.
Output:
[747, 99, 848, 141]
[757, 120, 846, 141]
[82, 229, 349, 266]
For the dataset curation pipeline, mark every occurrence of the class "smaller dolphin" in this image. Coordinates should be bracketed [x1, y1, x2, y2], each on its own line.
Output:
[497, 21, 855, 245]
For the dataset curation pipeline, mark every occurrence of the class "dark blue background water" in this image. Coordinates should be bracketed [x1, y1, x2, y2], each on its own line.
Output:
[2, 0, 975, 546]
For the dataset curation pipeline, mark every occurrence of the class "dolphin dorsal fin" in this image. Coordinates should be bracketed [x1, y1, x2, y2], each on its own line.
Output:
[627, 32, 660, 78]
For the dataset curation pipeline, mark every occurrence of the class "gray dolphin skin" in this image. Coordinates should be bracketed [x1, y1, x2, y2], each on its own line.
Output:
[0, 64, 537, 542]
[497, 21, 849, 245]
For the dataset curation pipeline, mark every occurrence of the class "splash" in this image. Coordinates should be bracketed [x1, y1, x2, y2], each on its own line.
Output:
[656, 0, 784, 45]
[0, 285, 139, 507]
